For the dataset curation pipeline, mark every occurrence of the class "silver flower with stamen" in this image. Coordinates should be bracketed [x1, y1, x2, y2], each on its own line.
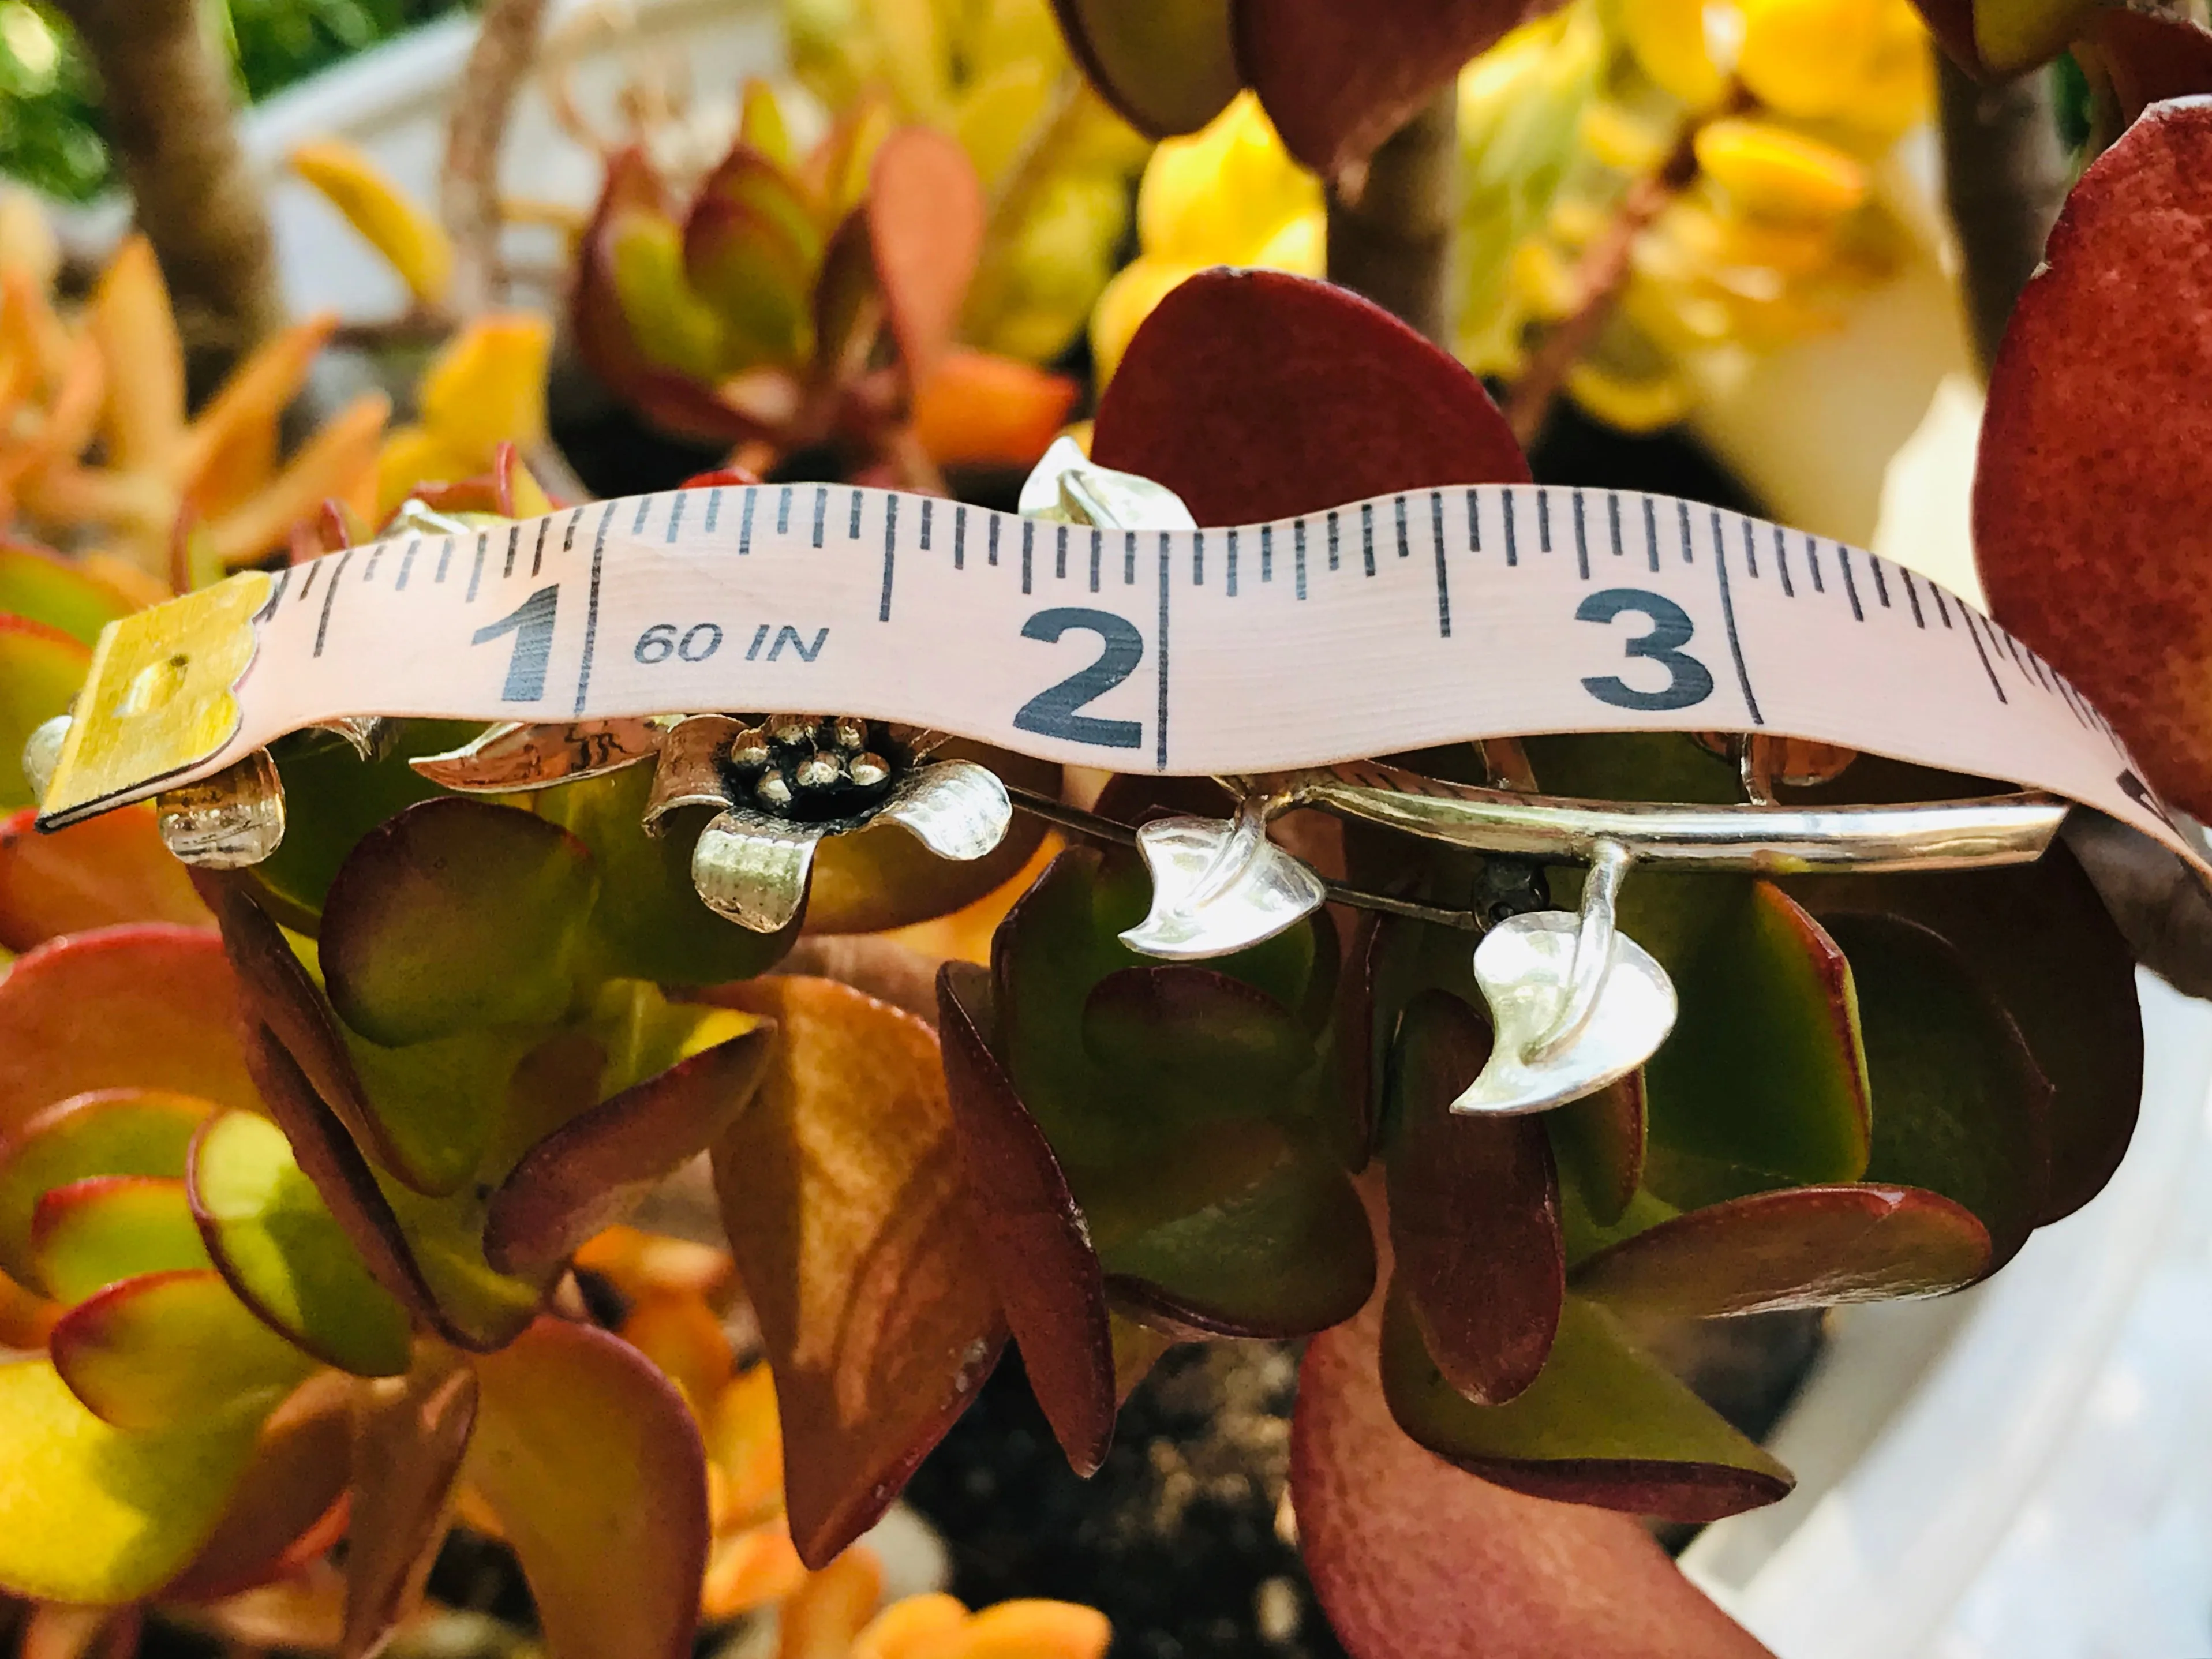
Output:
[645, 714, 1011, 931]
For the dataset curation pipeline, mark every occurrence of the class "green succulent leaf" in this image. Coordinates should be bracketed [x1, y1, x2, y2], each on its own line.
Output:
[0, 543, 135, 646]
[248, 722, 477, 932]
[938, 960, 1114, 1478]
[1097, 1118, 1375, 1339]
[1548, 1070, 1646, 1230]
[342, 1024, 533, 1199]
[542, 762, 794, 986]
[682, 196, 815, 368]
[188, 1110, 413, 1378]
[0, 1089, 211, 1285]
[1081, 965, 1316, 1093]
[1642, 881, 1870, 1207]
[1379, 1287, 1793, 1523]
[466, 1319, 709, 1659]
[1385, 990, 1560, 1405]
[50, 1269, 313, 1433]
[32, 1175, 210, 1306]
[0, 926, 261, 1136]
[1825, 913, 2053, 1268]
[1049, 0, 1240, 137]
[320, 798, 598, 1047]
[0, 615, 89, 810]
[0, 1357, 261, 1604]
[1571, 1184, 1991, 1317]
[1784, 833, 2140, 1224]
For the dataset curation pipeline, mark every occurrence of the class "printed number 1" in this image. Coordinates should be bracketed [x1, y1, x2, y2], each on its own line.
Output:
[1577, 587, 1714, 713]
[472, 583, 558, 702]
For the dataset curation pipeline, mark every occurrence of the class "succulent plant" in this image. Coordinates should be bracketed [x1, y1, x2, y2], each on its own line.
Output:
[574, 95, 1079, 482]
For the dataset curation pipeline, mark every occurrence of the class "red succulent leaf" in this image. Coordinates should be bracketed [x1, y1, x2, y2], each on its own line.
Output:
[1552, 1070, 1646, 1227]
[1050, 0, 1240, 137]
[484, 1021, 776, 1276]
[869, 128, 986, 391]
[574, 147, 773, 446]
[0, 805, 210, 952]
[1236, 0, 1559, 178]
[0, 925, 260, 1136]
[709, 975, 1006, 1566]
[162, 1370, 354, 1603]
[1386, 990, 1562, 1405]
[1293, 1276, 1778, 1659]
[1572, 1184, 1991, 1316]
[938, 961, 1116, 1476]
[678, 466, 765, 490]
[345, 1351, 479, 1659]
[1975, 98, 2212, 815]
[1090, 269, 1529, 526]
[467, 1318, 708, 1659]
[2089, 12, 2212, 125]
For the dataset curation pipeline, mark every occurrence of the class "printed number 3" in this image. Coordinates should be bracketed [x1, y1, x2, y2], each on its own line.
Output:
[1013, 607, 1143, 749]
[1577, 587, 1714, 713]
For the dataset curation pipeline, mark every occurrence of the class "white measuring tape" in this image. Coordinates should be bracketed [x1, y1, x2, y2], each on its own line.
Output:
[36, 480, 2209, 889]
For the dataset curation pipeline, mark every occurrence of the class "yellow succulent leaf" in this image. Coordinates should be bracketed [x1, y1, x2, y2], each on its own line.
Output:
[1579, 101, 1670, 175]
[1840, 3, 1935, 143]
[778, 1548, 886, 1659]
[89, 237, 184, 475]
[860, 0, 952, 120]
[951, 58, 1057, 192]
[853, 1596, 1113, 1659]
[418, 313, 552, 467]
[0, 1357, 260, 1603]
[1088, 256, 1203, 387]
[1565, 359, 1696, 431]
[609, 214, 729, 374]
[1136, 93, 1320, 267]
[1738, 0, 1886, 120]
[0, 187, 59, 289]
[375, 425, 465, 517]
[289, 138, 455, 307]
[207, 389, 389, 567]
[1249, 211, 1326, 278]
[741, 79, 797, 171]
[1621, 0, 1729, 110]
[80, 553, 173, 610]
[702, 1520, 809, 1620]
[852, 1594, 970, 1659]
[1971, 0, 2098, 73]
[1509, 237, 1582, 323]
[1693, 118, 1868, 222]
[0, 265, 70, 391]
[707, 1363, 785, 1528]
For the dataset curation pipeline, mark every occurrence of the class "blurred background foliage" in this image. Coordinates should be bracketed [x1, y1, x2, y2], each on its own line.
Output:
[0, 0, 467, 201]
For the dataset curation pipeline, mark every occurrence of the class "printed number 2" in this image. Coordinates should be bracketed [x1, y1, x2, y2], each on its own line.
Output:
[1577, 587, 1714, 713]
[472, 583, 558, 702]
[1014, 607, 1143, 750]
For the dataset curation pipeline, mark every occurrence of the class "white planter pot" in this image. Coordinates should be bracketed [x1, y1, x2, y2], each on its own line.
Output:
[81, 17, 2212, 1649]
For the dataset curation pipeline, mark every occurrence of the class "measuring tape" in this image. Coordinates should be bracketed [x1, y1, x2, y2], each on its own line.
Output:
[37, 480, 2209, 886]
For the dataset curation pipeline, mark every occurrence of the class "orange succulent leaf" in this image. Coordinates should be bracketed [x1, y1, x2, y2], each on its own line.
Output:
[870, 129, 986, 390]
[777, 1548, 886, 1659]
[702, 1517, 810, 1619]
[176, 314, 339, 511]
[345, 1352, 478, 1659]
[574, 1223, 735, 1302]
[1292, 1268, 1779, 1659]
[1975, 99, 2212, 816]
[707, 975, 1006, 1567]
[1090, 268, 1529, 525]
[707, 1363, 787, 1530]
[620, 1290, 738, 1412]
[911, 350, 1079, 468]
[858, 1597, 1113, 1659]
[376, 314, 556, 514]
[0, 926, 260, 1136]
[467, 1317, 710, 1659]
[208, 391, 389, 570]
[0, 806, 212, 952]
[88, 237, 184, 476]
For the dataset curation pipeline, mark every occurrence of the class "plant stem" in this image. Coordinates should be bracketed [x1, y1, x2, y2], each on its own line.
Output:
[1502, 130, 1699, 447]
[1937, 52, 2069, 375]
[52, 0, 280, 355]
[1324, 87, 1458, 345]
[443, 0, 551, 317]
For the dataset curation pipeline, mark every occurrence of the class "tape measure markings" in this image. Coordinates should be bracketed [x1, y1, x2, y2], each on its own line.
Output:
[44, 481, 2200, 888]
